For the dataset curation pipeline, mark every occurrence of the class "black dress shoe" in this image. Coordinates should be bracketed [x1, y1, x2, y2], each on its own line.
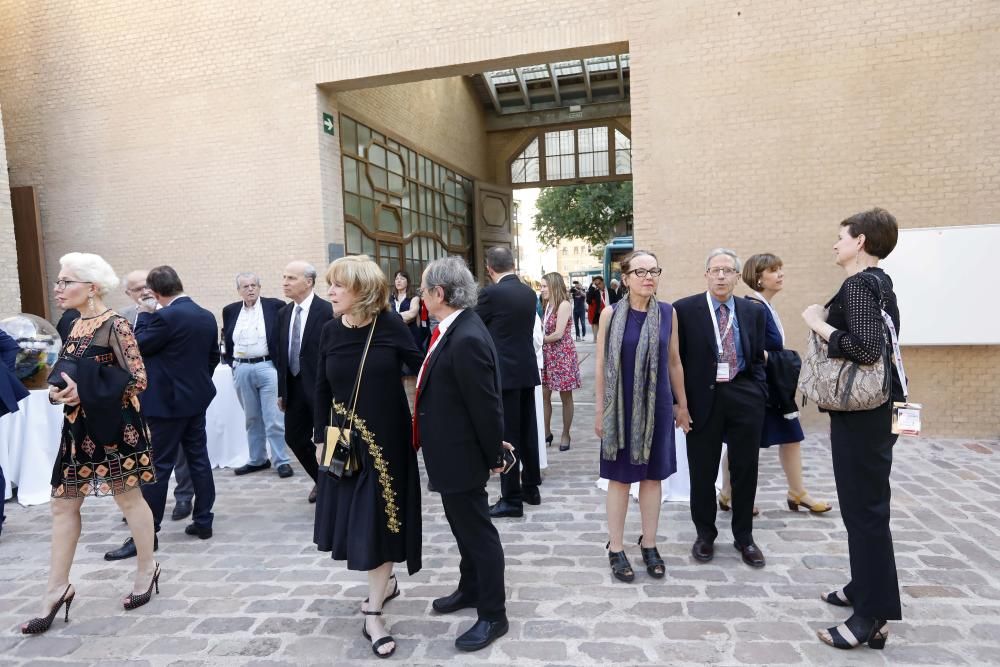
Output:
[308, 485, 318, 503]
[234, 461, 271, 476]
[523, 486, 541, 506]
[735, 541, 766, 568]
[105, 535, 158, 561]
[691, 537, 714, 563]
[184, 523, 213, 540]
[489, 499, 523, 519]
[276, 463, 294, 478]
[432, 590, 479, 614]
[171, 501, 192, 521]
[455, 618, 509, 652]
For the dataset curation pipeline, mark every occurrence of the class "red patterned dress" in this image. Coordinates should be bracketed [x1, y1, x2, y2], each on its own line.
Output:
[51, 310, 155, 498]
[541, 304, 582, 392]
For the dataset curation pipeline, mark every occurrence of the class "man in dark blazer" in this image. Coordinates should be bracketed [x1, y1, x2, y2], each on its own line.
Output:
[105, 266, 220, 560]
[275, 260, 332, 502]
[221, 272, 292, 478]
[475, 246, 541, 517]
[415, 256, 509, 652]
[673, 248, 769, 569]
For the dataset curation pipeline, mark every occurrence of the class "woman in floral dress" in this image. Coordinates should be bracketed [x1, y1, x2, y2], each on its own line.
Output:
[21, 253, 159, 635]
[540, 272, 582, 451]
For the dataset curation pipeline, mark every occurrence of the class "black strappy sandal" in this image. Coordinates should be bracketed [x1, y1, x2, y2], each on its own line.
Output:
[124, 563, 161, 610]
[362, 609, 396, 658]
[606, 541, 635, 582]
[821, 588, 852, 607]
[363, 574, 400, 610]
[817, 617, 888, 650]
[637, 535, 666, 578]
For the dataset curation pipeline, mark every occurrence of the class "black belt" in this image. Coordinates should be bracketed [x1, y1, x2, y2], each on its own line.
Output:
[234, 356, 270, 364]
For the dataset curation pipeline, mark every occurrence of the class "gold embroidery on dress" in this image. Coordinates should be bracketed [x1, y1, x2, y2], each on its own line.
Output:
[331, 400, 401, 534]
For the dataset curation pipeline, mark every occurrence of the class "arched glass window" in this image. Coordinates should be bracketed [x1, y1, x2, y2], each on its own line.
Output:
[509, 123, 630, 186]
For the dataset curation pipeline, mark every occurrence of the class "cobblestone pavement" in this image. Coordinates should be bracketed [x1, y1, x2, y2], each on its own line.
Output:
[2, 340, 1000, 666]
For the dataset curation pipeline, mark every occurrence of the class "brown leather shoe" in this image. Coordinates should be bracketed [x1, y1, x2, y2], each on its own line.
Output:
[691, 537, 714, 562]
[735, 541, 766, 568]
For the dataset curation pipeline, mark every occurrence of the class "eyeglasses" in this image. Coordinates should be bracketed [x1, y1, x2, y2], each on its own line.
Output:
[126, 285, 149, 293]
[54, 280, 92, 290]
[626, 268, 663, 279]
[706, 267, 739, 277]
[237, 284, 260, 291]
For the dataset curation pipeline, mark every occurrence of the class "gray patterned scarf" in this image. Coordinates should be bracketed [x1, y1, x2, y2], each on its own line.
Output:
[601, 298, 660, 464]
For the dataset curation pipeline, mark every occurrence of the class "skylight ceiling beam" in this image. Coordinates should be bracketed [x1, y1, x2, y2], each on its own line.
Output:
[581, 59, 593, 102]
[546, 63, 562, 106]
[513, 67, 531, 110]
[616, 54, 625, 99]
[483, 74, 503, 114]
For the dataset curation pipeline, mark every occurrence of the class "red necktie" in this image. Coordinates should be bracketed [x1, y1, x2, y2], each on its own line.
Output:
[412, 326, 441, 451]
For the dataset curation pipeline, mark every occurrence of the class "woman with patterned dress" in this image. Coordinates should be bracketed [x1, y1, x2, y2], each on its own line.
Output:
[21, 253, 159, 635]
[718, 253, 831, 515]
[539, 273, 581, 452]
[595, 251, 691, 583]
[313, 256, 424, 658]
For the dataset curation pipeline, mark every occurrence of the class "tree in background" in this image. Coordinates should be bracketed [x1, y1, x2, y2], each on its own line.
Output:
[532, 182, 633, 250]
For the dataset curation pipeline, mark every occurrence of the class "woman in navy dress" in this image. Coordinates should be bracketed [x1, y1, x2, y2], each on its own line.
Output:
[718, 254, 830, 515]
[595, 251, 691, 583]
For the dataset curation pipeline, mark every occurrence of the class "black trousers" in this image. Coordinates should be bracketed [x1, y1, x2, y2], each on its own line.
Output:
[142, 414, 216, 532]
[498, 387, 539, 506]
[284, 375, 319, 482]
[441, 487, 506, 622]
[831, 403, 902, 620]
[686, 376, 765, 546]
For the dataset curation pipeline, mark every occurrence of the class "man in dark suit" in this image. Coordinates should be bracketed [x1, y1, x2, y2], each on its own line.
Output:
[221, 272, 291, 478]
[674, 249, 769, 569]
[105, 266, 220, 560]
[275, 260, 332, 503]
[415, 256, 510, 652]
[475, 246, 541, 517]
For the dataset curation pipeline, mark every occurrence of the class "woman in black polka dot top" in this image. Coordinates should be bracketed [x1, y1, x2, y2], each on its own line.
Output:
[802, 208, 904, 652]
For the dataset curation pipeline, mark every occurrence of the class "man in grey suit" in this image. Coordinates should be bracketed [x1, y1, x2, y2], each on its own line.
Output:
[121, 269, 196, 522]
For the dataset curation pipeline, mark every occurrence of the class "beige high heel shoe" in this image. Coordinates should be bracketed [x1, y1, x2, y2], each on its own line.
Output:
[787, 491, 832, 513]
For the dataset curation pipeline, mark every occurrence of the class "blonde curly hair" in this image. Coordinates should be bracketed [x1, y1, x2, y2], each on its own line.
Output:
[325, 255, 389, 323]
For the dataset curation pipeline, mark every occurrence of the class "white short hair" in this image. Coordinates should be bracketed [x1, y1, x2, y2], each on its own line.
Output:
[705, 248, 742, 272]
[60, 252, 120, 297]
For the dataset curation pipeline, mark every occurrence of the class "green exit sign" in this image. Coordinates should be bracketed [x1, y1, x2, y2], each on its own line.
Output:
[322, 113, 335, 135]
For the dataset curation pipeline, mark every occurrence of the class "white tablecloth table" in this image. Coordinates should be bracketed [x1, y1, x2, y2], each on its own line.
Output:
[1, 365, 249, 506]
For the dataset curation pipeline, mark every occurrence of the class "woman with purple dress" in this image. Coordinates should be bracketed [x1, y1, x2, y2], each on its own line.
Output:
[594, 250, 691, 583]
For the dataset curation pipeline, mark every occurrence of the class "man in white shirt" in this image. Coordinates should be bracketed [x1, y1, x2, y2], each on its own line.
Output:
[221, 272, 290, 477]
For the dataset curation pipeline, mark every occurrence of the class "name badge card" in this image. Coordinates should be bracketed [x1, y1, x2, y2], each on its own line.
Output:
[716, 362, 731, 383]
[891, 402, 922, 436]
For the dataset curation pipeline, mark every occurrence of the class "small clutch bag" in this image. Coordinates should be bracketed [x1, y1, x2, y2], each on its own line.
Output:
[47, 357, 79, 390]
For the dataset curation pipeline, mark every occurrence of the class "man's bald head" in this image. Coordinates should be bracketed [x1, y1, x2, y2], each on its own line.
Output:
[282, 260, 318, 304]
[123, 269, 151, 304]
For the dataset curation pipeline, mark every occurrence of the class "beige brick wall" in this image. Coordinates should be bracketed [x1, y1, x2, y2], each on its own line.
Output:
[0, 1, 996, 435]
[0, 105, 20, 316]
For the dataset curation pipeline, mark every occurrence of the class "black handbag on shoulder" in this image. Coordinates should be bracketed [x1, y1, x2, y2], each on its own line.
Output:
[323, 318, 377, 480]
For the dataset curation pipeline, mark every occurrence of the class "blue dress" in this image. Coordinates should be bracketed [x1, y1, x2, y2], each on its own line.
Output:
[600, 302, 677, 483]
[751, 297, 806, 448]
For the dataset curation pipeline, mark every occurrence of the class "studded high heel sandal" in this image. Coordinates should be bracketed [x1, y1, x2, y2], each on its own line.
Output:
[637, 535, 665, 578]
[362, 609, 396, 658]
[20, 584, 75, 634]
[817, 617, 888, 650]
[123, 563, 160, 610]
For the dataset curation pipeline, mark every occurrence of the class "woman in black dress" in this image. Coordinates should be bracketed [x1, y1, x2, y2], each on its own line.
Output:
[388, 270, 423, 403]
[803, 208, 903, 650]
[313, 255, 424, 658]
[21, 253, 159, 635]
